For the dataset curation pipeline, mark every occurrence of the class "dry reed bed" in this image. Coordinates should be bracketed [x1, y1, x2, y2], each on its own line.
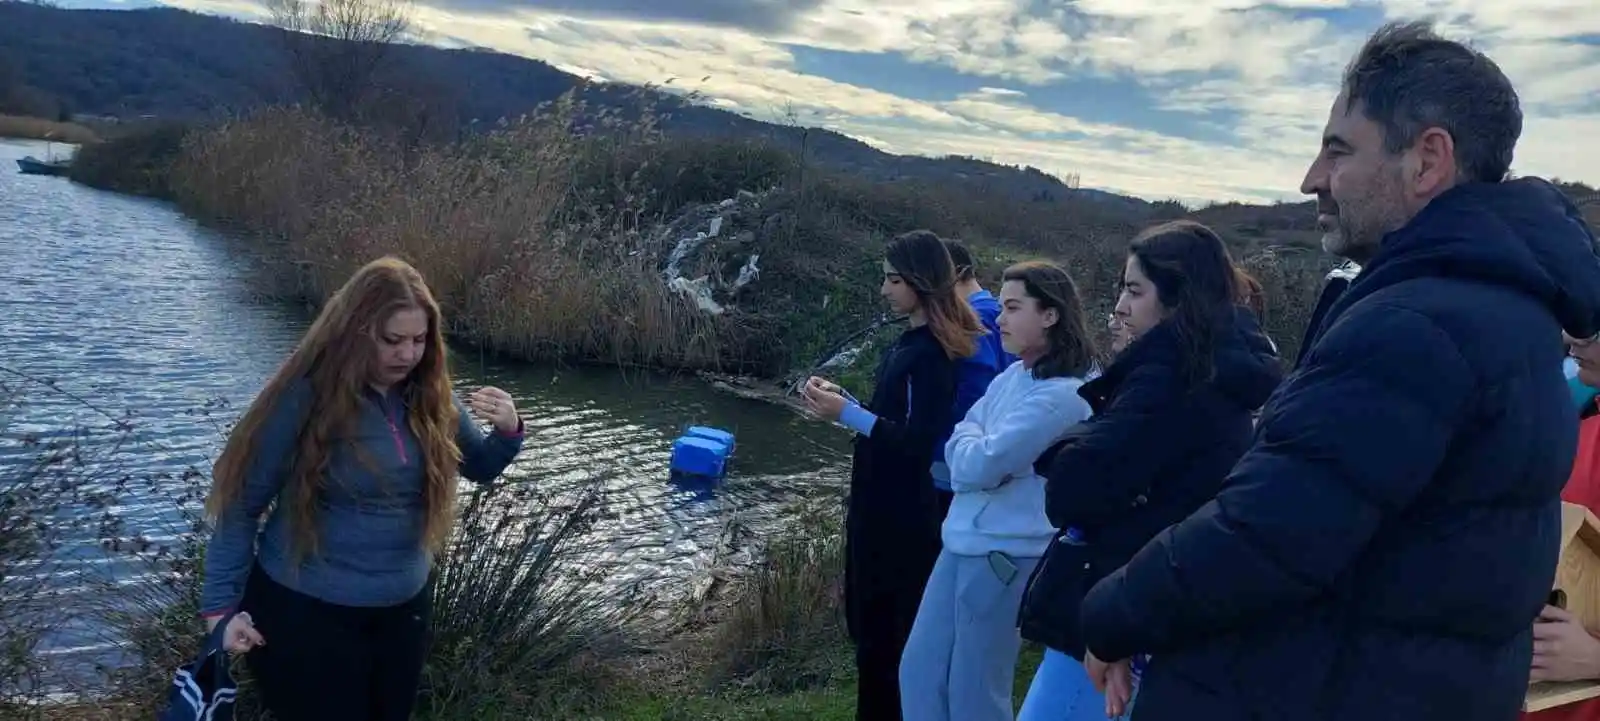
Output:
[171, 104, 725, 371]
[0, 114, 100, 145]
[163, 101, 1338, 373]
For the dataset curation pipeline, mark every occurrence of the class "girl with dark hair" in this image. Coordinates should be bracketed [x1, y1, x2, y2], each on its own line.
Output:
[1014, 221, 1283, 721]
[802, 230, 984, 721]
[898, 260, 1098, 721]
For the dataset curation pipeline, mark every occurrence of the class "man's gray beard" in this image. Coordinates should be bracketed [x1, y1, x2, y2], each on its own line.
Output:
[1321, 229, 1351, 258]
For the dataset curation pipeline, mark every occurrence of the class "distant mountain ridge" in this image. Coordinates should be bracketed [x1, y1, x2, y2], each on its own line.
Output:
[0, 1, 1150, 211]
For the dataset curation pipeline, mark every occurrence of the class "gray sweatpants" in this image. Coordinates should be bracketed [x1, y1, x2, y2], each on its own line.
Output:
[900, 548, 1041, 721]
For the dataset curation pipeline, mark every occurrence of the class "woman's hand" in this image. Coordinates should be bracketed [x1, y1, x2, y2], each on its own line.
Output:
[469, 386, 521, 434]
[208, 612, 265, 654]
[807, 376, 843, 395]
[1533, 604, 1600, 682]
[1084, 649, 1110, 692]
[802, 376, 848, 422]
[1104, 658, 1134, 717]
[1085, 650, 1134, 718]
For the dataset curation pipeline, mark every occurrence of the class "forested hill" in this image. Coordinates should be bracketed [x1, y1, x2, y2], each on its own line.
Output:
[0, 1, 1144, 209]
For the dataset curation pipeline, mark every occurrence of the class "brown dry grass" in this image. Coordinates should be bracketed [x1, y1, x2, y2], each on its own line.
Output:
[0, 114, 100, 145]
[171, 100, 728, 372]
[161, 99, 1340, 373]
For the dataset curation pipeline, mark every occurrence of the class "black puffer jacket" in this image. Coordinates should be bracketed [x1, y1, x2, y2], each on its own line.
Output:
[1080, 178, 1600, 721]
[1017, 305, 1282, 657]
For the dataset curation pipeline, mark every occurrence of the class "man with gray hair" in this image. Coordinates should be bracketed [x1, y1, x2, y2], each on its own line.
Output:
[1076, 21, 1600, 720]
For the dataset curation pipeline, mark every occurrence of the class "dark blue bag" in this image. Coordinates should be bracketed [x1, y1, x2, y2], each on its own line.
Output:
[157, 612, 238, 721]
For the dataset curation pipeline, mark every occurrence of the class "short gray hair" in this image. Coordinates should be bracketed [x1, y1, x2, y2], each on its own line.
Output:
[1342, 20, 1522, 183]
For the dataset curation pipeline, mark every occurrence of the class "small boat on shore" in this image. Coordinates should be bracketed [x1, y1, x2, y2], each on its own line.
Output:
[16, 155, 70, 176]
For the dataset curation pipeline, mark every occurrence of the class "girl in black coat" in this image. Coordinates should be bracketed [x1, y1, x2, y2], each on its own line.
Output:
[1015, 221, 1283, 720]
[803, 230, 985, 721]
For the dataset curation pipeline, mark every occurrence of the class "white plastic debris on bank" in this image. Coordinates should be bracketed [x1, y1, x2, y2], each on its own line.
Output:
[668, 276, 726, 314]
[734, 254, 760, 289]
[657, 191, 767, 316]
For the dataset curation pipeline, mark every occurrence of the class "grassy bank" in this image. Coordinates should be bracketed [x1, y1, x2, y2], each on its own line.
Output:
[0, 114, 99, 144]
[69, 99, 1339, 380]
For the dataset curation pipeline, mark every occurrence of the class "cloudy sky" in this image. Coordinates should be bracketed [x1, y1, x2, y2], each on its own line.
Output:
[65, 0, 1600, 205]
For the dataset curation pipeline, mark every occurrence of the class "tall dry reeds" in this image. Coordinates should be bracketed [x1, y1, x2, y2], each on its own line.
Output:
[171, 97, 728, 371]
[0, 114, 99, 145]
[706, 499, 848, 692]
[157, 91, 1340, 377]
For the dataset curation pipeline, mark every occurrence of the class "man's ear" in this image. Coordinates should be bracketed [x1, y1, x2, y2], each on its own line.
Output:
[1410, 127, 1458, 197]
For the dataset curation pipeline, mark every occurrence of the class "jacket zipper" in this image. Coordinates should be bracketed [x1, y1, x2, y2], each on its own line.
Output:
[379, 396, 409, 465]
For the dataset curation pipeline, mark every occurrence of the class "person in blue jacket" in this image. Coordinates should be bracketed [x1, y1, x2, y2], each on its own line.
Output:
[1014, 220, 1283, 721]
[927, 238, 1016, 500]
[1076, 21, 1600, 721]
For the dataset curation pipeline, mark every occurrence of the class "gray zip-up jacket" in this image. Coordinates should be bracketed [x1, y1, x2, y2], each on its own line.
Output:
[199, 378, 524, 616]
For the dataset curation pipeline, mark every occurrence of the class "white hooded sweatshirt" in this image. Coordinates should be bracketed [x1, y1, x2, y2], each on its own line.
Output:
[941, 361, 1094, 557]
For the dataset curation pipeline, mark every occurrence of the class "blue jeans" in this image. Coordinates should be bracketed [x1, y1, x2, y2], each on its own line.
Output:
[1016, 648, 1138, 721]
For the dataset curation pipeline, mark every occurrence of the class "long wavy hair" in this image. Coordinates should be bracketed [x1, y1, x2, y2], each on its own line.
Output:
[1127, 221, 1240, 386]
[888, 230, 983, 359]
[1234, 266, 1266, 318]
[205, 256, 463, 560]
[1001, 260, 1097, 380]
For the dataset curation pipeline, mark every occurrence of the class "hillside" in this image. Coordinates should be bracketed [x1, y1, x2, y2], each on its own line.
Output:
[6, 1, 1594, 241]
[0, 1, 1139, 209]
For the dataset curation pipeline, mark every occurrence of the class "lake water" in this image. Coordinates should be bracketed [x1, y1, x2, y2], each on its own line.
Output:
[0, 138, 849, 693]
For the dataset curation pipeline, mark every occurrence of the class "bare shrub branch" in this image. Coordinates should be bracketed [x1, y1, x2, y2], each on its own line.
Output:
[264, 0, 414, 122]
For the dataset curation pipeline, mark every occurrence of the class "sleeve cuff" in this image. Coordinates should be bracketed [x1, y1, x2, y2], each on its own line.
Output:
[495, 418, 525, 438]
[199, 608, 233, 620]
[839, 403, 877, 437]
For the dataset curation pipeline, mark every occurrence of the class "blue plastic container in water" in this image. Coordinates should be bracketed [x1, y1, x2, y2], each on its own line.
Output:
[684, 425, 736, 454]
[671, 436, 730, 479]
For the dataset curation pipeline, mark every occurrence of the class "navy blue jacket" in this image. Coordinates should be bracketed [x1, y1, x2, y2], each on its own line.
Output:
[1296, 260, 1360, 367]
[1016, 305, 1282, 657]
[1080, 178, 1600, 721]
[933, 289, 1013, 490]
[844, 325, 959, 645]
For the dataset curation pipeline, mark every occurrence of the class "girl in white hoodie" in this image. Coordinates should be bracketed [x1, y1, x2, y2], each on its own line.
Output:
[899, 260, 1098, 721]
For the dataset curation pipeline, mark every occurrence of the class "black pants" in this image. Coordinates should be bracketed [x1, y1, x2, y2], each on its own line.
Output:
[846, 488, 950, 721]
[241, 565, 432, 721]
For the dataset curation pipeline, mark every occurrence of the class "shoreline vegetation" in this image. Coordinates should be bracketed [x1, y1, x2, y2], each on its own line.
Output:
[0, 114, 100, 145]
[68, 99, 1347, 376]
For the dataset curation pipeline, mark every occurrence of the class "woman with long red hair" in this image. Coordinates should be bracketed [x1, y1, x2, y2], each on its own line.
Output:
[200, 256, 524, 720]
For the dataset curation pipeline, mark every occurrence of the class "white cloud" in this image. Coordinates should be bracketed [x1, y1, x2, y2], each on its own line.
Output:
[158, 0, 1600, 202]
